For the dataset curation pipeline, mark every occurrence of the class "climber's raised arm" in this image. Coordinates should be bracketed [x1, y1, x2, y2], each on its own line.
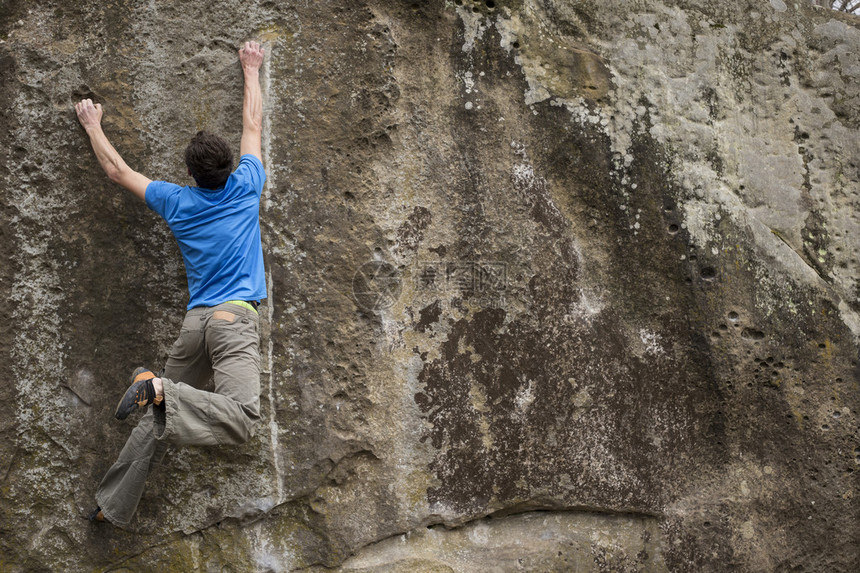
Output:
[238, 41, 265, 161]
[75, 98, 151, 201]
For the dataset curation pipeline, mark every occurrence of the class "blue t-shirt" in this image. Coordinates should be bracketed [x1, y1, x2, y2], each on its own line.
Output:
[145, 154, 267, 309]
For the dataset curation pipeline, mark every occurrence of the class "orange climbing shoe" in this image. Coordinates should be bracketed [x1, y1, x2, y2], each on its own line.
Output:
[114, 367, 162, 420]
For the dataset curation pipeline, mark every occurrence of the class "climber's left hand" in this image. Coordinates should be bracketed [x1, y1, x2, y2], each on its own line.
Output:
[75, 98, 103, 131]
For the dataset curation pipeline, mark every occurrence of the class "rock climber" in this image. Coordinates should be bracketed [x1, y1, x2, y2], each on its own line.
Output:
[75, 40, 267, 527]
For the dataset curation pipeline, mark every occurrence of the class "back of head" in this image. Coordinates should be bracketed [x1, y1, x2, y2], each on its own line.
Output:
[184, 131, 234, 190]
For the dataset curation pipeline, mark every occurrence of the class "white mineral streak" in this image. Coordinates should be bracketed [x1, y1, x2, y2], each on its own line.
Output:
[262, 47, 285, 504]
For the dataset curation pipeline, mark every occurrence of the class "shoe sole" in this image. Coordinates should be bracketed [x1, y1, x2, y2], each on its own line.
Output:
[114, 367, 155, 420]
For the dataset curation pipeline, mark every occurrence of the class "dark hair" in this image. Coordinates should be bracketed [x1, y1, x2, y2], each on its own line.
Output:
[184, 131, 233, 190]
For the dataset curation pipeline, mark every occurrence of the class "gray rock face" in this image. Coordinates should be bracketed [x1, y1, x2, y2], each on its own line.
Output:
[1, 1, 858, 571]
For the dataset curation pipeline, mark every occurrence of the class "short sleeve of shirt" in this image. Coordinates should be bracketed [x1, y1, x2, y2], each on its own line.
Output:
[145, 180, 183, 220]
[233, 154, 266, 197]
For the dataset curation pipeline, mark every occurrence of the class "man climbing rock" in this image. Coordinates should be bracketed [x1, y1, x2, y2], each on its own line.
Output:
[75, 40, 267, 527]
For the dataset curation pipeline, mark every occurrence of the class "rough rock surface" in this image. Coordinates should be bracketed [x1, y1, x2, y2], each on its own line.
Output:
[1, 1, 858, 571]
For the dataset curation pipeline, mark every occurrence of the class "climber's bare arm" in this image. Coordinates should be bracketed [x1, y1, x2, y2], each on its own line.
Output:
[75, 99, 151, 201]
[239, 41, 264, 161]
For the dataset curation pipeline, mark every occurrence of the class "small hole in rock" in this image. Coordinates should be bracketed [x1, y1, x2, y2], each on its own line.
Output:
[701, 266, 716, 280]
[741, 328, 765, 340]
[668, 224, 679, 234]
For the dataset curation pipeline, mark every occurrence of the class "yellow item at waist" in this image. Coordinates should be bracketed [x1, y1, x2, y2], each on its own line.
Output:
[224, 300, 258, 314]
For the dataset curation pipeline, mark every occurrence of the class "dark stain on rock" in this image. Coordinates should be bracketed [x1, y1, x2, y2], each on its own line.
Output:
[414, 280, 721, 516]
[415, 299, 442, 333]
[429, 244, 447, 257]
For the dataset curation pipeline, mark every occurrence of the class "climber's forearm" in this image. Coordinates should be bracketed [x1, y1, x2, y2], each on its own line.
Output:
[76, 98, 151, 201]
[240, 68, 263, 159]
[84, 126, 151, 201]
[85, 125, 129, 182]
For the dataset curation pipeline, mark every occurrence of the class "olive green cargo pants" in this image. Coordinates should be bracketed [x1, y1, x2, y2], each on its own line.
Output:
[95, 302, 261, 527]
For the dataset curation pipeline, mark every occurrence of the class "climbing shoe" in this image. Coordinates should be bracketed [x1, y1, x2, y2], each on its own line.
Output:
[88, 507, 105, 522]
[114, 367, 162, 420]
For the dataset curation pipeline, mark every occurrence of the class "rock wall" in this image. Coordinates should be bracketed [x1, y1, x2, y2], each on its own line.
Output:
[1, 1, 858, 571]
